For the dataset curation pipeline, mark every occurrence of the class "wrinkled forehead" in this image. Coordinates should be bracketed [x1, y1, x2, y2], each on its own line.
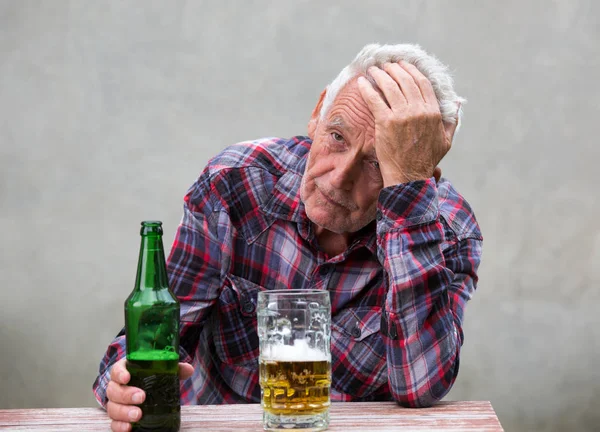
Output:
[325, 77, 375, 131]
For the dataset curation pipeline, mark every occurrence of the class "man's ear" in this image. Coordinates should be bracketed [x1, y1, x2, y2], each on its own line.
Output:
[444, 101, 462, 144]
[308, 89, 327, 139]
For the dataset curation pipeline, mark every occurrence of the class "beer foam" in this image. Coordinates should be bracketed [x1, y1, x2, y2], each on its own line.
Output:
[263, 339, 329, 362]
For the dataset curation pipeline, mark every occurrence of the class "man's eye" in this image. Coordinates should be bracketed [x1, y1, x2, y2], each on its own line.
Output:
[331, 132, 344, 142]
[370, 161, 380, 169]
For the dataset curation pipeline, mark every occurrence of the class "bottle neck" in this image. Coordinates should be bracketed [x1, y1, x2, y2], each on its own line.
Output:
[134, 233, 169, 291]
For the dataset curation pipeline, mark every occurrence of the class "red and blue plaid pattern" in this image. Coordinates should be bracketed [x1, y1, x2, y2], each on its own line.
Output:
[94, 136, 482, 408]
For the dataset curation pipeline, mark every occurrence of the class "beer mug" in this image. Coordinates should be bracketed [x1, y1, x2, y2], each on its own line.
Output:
[257, 290, 331, 431]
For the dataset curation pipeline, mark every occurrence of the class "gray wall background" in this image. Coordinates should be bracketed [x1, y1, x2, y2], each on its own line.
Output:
[1, 1, 598, 431]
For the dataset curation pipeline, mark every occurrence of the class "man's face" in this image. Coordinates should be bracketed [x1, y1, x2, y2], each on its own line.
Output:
[301, 77, 383, 234]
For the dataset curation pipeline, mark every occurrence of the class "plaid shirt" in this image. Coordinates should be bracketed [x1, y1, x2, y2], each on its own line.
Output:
[94, 136, 482, 408]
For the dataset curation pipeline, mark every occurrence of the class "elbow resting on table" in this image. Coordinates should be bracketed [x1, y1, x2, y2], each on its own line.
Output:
[391, 359, 459, 408]
[394, 389, 449, 408]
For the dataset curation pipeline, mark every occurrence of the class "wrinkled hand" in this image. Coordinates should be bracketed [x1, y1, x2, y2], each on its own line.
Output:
[357, 61, 458, 187]
[106, 358, 194, 432]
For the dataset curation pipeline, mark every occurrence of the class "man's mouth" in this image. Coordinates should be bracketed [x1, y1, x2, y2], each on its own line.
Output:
[320, 188, 345, 207]
[314, 182, 357, 211]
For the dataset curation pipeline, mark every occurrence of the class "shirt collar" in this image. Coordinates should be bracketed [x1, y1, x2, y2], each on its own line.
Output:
[259, 153, 308, 223]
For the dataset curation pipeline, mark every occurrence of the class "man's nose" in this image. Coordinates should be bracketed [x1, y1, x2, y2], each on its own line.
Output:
[329, 155, 358, 190]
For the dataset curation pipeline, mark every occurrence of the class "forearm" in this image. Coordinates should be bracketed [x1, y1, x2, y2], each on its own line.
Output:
[382, 285, 460, 407]
[377, 179, 473, 407]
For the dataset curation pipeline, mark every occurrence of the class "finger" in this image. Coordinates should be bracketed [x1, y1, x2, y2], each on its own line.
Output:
[107, 380, 145, 405]
[399, 61, 438, 106]
[110, 359, 130, 385]
[106, 400, 142, 423]
[383, 62, 424, 104]
[179, 362, 194, 380]
[357, 76, 391, 117]
[367, 66, 407, 108]
[111, 419, 132, 432]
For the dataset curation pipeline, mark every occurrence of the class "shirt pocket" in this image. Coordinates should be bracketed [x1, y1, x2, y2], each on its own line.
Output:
[330, 306, 387, 398]
[213, 274, 263, 366]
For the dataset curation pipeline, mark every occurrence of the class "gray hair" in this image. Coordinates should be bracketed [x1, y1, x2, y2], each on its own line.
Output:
[320, 43, 466, 128]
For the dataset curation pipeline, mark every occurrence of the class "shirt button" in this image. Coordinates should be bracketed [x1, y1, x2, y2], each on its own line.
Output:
[351, 325, 362, 339]
[242, 301, 255, 314]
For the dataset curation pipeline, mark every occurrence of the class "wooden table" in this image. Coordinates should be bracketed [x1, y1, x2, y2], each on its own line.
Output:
[0, 401, 503, 431]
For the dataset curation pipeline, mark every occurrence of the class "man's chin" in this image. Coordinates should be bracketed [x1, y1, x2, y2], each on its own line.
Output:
[307, 211, 360, 234]
[317, 223, 347, 235]
[306, 209, 343, 233]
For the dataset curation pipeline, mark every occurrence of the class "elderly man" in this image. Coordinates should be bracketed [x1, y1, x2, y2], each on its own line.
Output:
[94, 43, 482, 431]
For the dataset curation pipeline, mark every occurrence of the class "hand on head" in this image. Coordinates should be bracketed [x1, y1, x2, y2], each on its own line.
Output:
[357, 60, 458, 187]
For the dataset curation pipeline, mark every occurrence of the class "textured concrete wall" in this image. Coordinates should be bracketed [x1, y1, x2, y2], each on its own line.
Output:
[1, 1, 598, 431]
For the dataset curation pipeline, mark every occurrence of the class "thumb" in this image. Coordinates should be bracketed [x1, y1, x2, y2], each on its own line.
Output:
[178, 362, 194, 380]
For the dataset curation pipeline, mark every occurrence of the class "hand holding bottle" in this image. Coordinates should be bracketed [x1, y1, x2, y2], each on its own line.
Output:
[106, 358, 194, 432]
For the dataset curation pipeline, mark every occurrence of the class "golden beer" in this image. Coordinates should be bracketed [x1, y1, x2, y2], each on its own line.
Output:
[260, 359, 331, 415]
[258, 290, 331, 430]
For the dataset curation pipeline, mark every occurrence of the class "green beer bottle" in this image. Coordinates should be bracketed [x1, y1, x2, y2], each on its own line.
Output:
[125, 221, 181, 432]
